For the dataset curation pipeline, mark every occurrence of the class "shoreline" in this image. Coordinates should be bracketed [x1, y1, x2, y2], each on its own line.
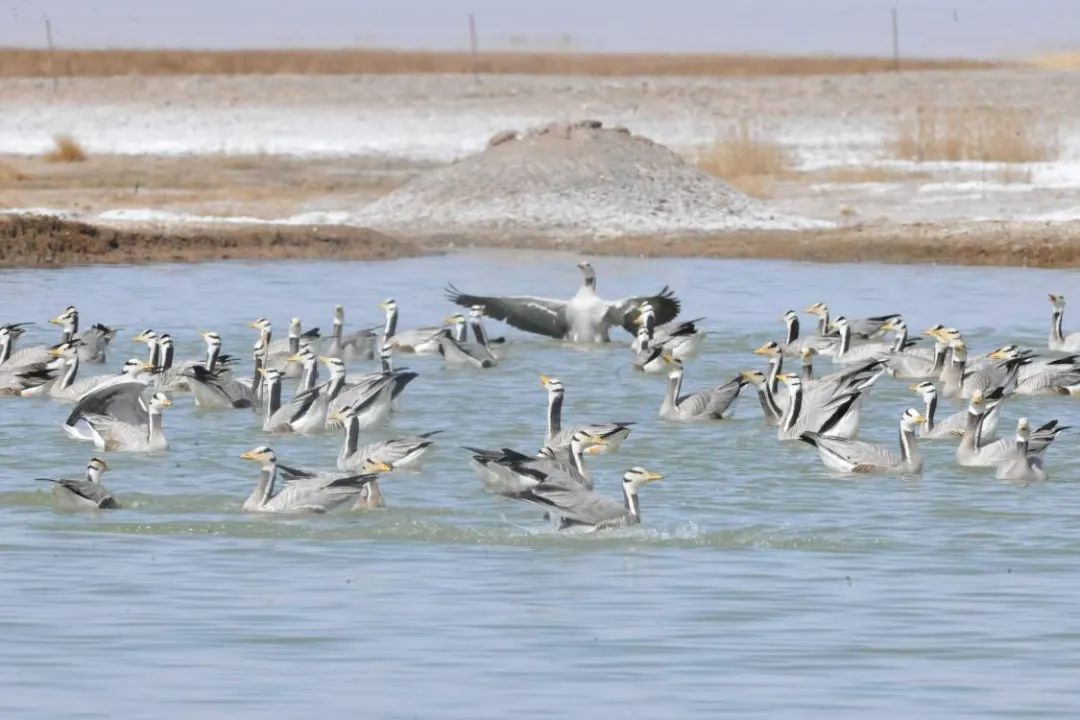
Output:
[4, 214, 1079, 270]
[0, 214, 426, 267]
[0, 48, 997, 78]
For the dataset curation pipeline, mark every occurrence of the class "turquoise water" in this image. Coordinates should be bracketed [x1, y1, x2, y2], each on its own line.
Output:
[2, 251, 1079, 718]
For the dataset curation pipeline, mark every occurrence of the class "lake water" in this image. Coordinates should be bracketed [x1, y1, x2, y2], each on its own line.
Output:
[2, 250, 1079, 718]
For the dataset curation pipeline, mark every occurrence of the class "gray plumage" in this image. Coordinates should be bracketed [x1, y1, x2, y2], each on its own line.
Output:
[445, 261, 680, 343]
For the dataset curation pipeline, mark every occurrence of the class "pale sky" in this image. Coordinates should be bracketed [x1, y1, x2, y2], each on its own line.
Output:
[2, 0, 1078, 58]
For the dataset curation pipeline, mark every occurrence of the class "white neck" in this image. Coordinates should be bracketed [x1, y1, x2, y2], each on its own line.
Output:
[60, 356, 79, 389]
[622, 482, 641, 524]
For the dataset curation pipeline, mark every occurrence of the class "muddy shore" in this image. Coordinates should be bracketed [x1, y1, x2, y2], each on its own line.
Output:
[0, 214, 426, 267]
[4, 214, 1079, 269]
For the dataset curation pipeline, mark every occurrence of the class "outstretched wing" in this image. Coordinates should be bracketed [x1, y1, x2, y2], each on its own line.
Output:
[445, 284, 568, 338]
[66, 381, 149, 427]
[608, 286, 682, 334]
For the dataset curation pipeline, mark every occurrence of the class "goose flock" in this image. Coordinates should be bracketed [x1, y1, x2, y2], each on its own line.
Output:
[7, 263, 1075, 532]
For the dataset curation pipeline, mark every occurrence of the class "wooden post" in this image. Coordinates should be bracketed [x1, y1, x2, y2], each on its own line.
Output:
[469, 13, 478, 78]
[891, 7, 900, 71]
[45, 16, 58, 94]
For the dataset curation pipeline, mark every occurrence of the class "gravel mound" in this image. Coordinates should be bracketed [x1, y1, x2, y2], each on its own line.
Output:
[354, 120, 826, 238]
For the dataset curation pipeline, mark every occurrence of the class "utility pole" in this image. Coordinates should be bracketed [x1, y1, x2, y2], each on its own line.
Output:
[44, 15, 58, 94]
[469, 13, 478, 79]
[891, 7, 900, 71]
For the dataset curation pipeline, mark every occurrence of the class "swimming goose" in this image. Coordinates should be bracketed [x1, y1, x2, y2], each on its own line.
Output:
[255, 317, 318, 377]
[325, 305, 377, 361]
[331, 407, 440, 473]
[237, 334, 269, 414]
[378, 298, 442, 354]
[286, 355, 348, 434]
[47, 343, 146, 403]
[48, 305, 117, 364]
[753, 341, 787, 398]
[509, 466, 664, 532]
[132, 329, 185, 391]
[290, 347, 322, 394]
[63, 371, 157, 442]
[757, 343, 883, 410]
[467, 305, 508, 359]
[435, 321, 496, 369]
[884, 331, 949, 381]
[132, 328, 160, 366]
[631, 326, 667, 373]
[0, 321, 52, 372]
[77, 391, 173, 452]
[780, 310, 838, 357]
[805, 303, 900, 341]
[0, 322, 45, 383]
[659, 356, 745, 422]
[239, 446, 380, 514]
[985, 345, 1080, 396]
[1048, 294, 1080, 352]
[445, 261, 681, 343]
[995, 418, 1049, 482]
[183, 362, 255, 410]
[36, 457, 119, 511]
[633, 301, 704, 359]
[955, 390, 1066, 467]
[276, 456, 394, 511]
[937, 338, 1026, 399]
[827, 317, 896, 365]
[259, 368, 318, 433]
[909, 381, 999, 440]
[540, 375, 632, 452]
[742, 370, 784, 426]
[470, 429, 604, 496]
[327, 347, 418, 429]
[776, 373, 863, 441]
[801, 408, 927, 474]
[0, 349, 56, 396]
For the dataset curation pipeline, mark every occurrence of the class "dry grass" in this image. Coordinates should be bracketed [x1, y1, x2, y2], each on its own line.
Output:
[0, 48, 998, 78]
[696, 121, 792, 196]
[0, 159, 30, 182]
[891, 107, 1059, 163]
[1029, 51, 1080, 70]
[813, 166, 927, 183]
[43, 134, 87, 163]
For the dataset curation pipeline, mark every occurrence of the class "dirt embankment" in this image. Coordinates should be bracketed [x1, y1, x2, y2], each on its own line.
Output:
[0, 214, 426, 267]
[4, 213, 1080, 269]
[460, 222, 1080, 268]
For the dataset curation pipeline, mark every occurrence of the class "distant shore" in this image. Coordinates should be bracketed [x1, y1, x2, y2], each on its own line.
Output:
[0, 47, 997, 79]
[4, 213, 1079, 270]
